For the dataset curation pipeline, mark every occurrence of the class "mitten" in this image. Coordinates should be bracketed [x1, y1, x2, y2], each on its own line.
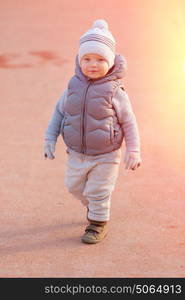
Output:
[124, 150, 141, 170]
[44, 140, 56, 160]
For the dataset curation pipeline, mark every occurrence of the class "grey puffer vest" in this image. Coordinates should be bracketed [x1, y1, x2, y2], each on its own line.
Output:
[61, 54, 126, 155]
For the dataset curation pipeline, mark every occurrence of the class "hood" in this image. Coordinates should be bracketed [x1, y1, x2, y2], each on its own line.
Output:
[74, 54, 127, 83]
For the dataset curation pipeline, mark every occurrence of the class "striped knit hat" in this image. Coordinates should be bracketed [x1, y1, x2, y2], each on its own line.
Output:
[78, 19, 116, 69]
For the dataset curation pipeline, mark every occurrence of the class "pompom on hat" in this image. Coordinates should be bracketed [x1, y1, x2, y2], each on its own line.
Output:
[78, 19, 116, 69]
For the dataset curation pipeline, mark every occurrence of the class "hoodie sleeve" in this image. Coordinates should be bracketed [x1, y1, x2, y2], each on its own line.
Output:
[112, 87, 140, 152]
[44, 90, 67, 142]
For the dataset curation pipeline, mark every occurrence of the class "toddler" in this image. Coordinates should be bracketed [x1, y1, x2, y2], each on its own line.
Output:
[44, 19, 141, 244]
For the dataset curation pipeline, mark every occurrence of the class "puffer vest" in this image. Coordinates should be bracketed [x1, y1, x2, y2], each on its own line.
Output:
[61, 54, 126, 155]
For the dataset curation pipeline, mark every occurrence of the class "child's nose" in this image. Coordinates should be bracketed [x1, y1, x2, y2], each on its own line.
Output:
[91, 60, 98, 66]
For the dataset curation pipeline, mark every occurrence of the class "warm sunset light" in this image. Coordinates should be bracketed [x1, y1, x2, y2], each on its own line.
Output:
[1, 0, 185, 285]
[182, 59, 185, 74]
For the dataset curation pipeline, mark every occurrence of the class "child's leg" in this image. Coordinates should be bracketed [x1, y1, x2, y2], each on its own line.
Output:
[83, 150, 121, 221]
[64, 151, 89, 206]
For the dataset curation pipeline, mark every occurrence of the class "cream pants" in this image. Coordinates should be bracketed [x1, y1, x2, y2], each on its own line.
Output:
[64, 148, 121, 221]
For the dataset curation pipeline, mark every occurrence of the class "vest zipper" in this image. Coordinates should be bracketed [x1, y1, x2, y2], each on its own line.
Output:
[81, 81, 92, 154]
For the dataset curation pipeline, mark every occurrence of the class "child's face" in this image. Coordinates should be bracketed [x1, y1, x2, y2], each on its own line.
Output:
[80, 53, 109, 79]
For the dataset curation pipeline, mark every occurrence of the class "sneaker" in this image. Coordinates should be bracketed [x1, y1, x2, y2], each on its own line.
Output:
[81, 221, 107, 244]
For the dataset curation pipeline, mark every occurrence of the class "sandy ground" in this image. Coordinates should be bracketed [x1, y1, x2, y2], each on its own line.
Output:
[0, 0, 185, 277]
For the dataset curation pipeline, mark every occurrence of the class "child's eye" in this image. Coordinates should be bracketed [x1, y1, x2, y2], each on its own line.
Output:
[98, 58, 105, 62]
[84, 58, 90, 61]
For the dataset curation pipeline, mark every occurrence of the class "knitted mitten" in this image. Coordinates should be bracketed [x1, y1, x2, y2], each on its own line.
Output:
[44, 140, 56, 159]
[124, 150, 141, 170]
